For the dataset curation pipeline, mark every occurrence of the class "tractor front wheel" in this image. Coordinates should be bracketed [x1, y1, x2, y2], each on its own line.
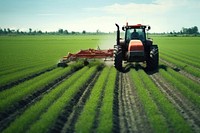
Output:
[114, 45, 123, 71]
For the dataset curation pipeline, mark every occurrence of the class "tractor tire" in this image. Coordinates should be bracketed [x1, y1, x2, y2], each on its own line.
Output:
[146, 45, 159, 71]
[114, 45, 123, 71]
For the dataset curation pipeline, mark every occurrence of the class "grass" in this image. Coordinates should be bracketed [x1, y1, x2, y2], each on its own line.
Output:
[160, 50, 200, 68]
[138, 69, 192, 133]
[28, 66, 98, 133]
[0, 61, 84, 112]
[166, 66, 200, 95]
[2, 66, 89, 133]
[160, 68, 200, 108]
[130, 69, 168, 133]
[0, 35, 100, 86]
[97, 67, 117, 132]
[160, 54, 200, 77]
[153, 36, 200, 77]
[75, 67, 110, 132]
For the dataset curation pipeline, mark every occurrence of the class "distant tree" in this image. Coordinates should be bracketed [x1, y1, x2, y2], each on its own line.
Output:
[29, 28, 32, 34]
[0, 28, 3, 35]
[64, 30, 68, 34]
[3, 29, 7, 34]
[71, 31, 76, 34]
[181, 26, 199, 34]
[192, 26, 198, 34]
[96, 29, 100, 34]
[82, 30, 86, 34]
[16, 29, 20, 34]
[37, 30, 43, 34]
[58, 29, 64, 34]
[7, 28, 11, 34]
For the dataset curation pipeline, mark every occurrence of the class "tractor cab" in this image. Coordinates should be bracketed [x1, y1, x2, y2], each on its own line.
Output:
[122, 24, 150, 46]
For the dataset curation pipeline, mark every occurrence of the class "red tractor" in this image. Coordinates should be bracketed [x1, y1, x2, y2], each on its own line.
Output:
[114, 23, 159, 71]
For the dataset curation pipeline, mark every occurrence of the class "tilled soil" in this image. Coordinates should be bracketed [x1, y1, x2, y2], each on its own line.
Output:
[0, 69, 74, 132]
[1, 61, 200, 133]
[160, 58, 200, 84]
[50, 71, 100, 133]
[149, 73, 200, 132]
[0, 66, 57, 91]
[117, 72, 152, 133]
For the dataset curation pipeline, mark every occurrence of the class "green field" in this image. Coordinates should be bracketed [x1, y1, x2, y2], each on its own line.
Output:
[0, 35, 200, 133]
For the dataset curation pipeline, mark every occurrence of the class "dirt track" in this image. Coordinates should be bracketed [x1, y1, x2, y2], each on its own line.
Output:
[117, 72, 152, 133]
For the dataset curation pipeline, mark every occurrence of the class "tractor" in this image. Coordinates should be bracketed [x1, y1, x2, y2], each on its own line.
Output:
[114, 23, 159, 71]
[57, 23, 158, 71]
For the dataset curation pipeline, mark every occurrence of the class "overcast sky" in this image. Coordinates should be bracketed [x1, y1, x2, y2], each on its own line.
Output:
[0, 0, 200, 33]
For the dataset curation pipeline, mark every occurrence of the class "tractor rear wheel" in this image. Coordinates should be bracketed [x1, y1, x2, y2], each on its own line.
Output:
[114, 45, 123, 71]
[146, 45, 159, 71]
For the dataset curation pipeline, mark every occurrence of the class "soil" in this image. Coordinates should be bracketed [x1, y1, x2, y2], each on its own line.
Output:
[160, 58, 200, 84]
[117, 72, 152, 133]
[149, 72, 200, 132]
[0, 66, 57, 91]
[1, 61, 200, 133]
[49, 71, 100, 133]
[0, 68, 76, 132]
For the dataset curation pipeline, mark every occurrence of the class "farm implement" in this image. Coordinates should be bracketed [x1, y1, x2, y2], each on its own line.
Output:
[58, 23, 159, 71]
[57, 48, 114, 67]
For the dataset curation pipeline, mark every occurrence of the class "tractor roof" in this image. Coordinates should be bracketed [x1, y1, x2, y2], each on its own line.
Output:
[122, 23, 151, 31]
[126, 24, 147, 29]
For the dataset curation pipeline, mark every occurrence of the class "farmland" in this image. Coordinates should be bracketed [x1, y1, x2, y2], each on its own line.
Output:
[0, 35, 200, 133]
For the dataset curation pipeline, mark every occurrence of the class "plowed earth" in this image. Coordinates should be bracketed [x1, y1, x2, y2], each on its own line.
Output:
[1, 58, 199, 133]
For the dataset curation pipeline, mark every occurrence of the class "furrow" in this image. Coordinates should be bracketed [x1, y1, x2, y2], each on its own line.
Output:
[118, 72, 129, 133]
[0, 68, 77, 132]
[0, 66, 56, 91]
[118, 72, 151, 133]
[150, 73, 200, 132]
[52, 71, 100, 133]
[160, 58, 200, 84]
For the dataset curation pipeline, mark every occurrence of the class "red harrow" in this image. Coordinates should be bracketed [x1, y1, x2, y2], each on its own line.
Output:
[57, 48, 114, 67]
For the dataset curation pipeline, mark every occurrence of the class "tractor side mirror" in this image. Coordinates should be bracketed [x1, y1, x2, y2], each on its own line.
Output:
[147, 26, 151, 31]
[122, 27, 125, 31]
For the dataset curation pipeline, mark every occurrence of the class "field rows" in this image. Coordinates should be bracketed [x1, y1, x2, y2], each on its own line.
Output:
[0, 36, 200, 132]
[0, 60, 200, 132]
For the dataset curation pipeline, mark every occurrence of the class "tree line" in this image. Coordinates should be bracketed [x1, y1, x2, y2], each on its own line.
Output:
[0, 28, 105, 35]
[169, 26, 199, 35]
[0, 26, 199, 35]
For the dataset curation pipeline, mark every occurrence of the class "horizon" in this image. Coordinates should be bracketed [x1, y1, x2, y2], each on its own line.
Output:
[0, 0, 200, 33]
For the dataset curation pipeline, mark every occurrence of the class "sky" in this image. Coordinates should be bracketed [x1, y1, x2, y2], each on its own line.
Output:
[0, 0, 200, 33]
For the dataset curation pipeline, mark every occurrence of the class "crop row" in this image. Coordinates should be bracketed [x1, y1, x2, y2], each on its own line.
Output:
[160, 53, 200, 77]
[75, 67, 117, 132]
[161, 51, 200, 69]
[161, 49, 200, 67]
[28, 66, 98, 133]
[159, 67, 200, 109]
[2, 64, 98, 133]
[0, 61, 84, 112]
[0, 61, 56, 87]
[130, 69, 192, 133]
[0, 59, 53, 74]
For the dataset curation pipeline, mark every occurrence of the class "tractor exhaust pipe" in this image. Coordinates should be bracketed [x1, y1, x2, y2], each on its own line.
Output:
[115, 23, 120, 45]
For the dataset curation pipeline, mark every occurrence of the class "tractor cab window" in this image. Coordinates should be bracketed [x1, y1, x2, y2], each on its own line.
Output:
[126, 28, 145, 44]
